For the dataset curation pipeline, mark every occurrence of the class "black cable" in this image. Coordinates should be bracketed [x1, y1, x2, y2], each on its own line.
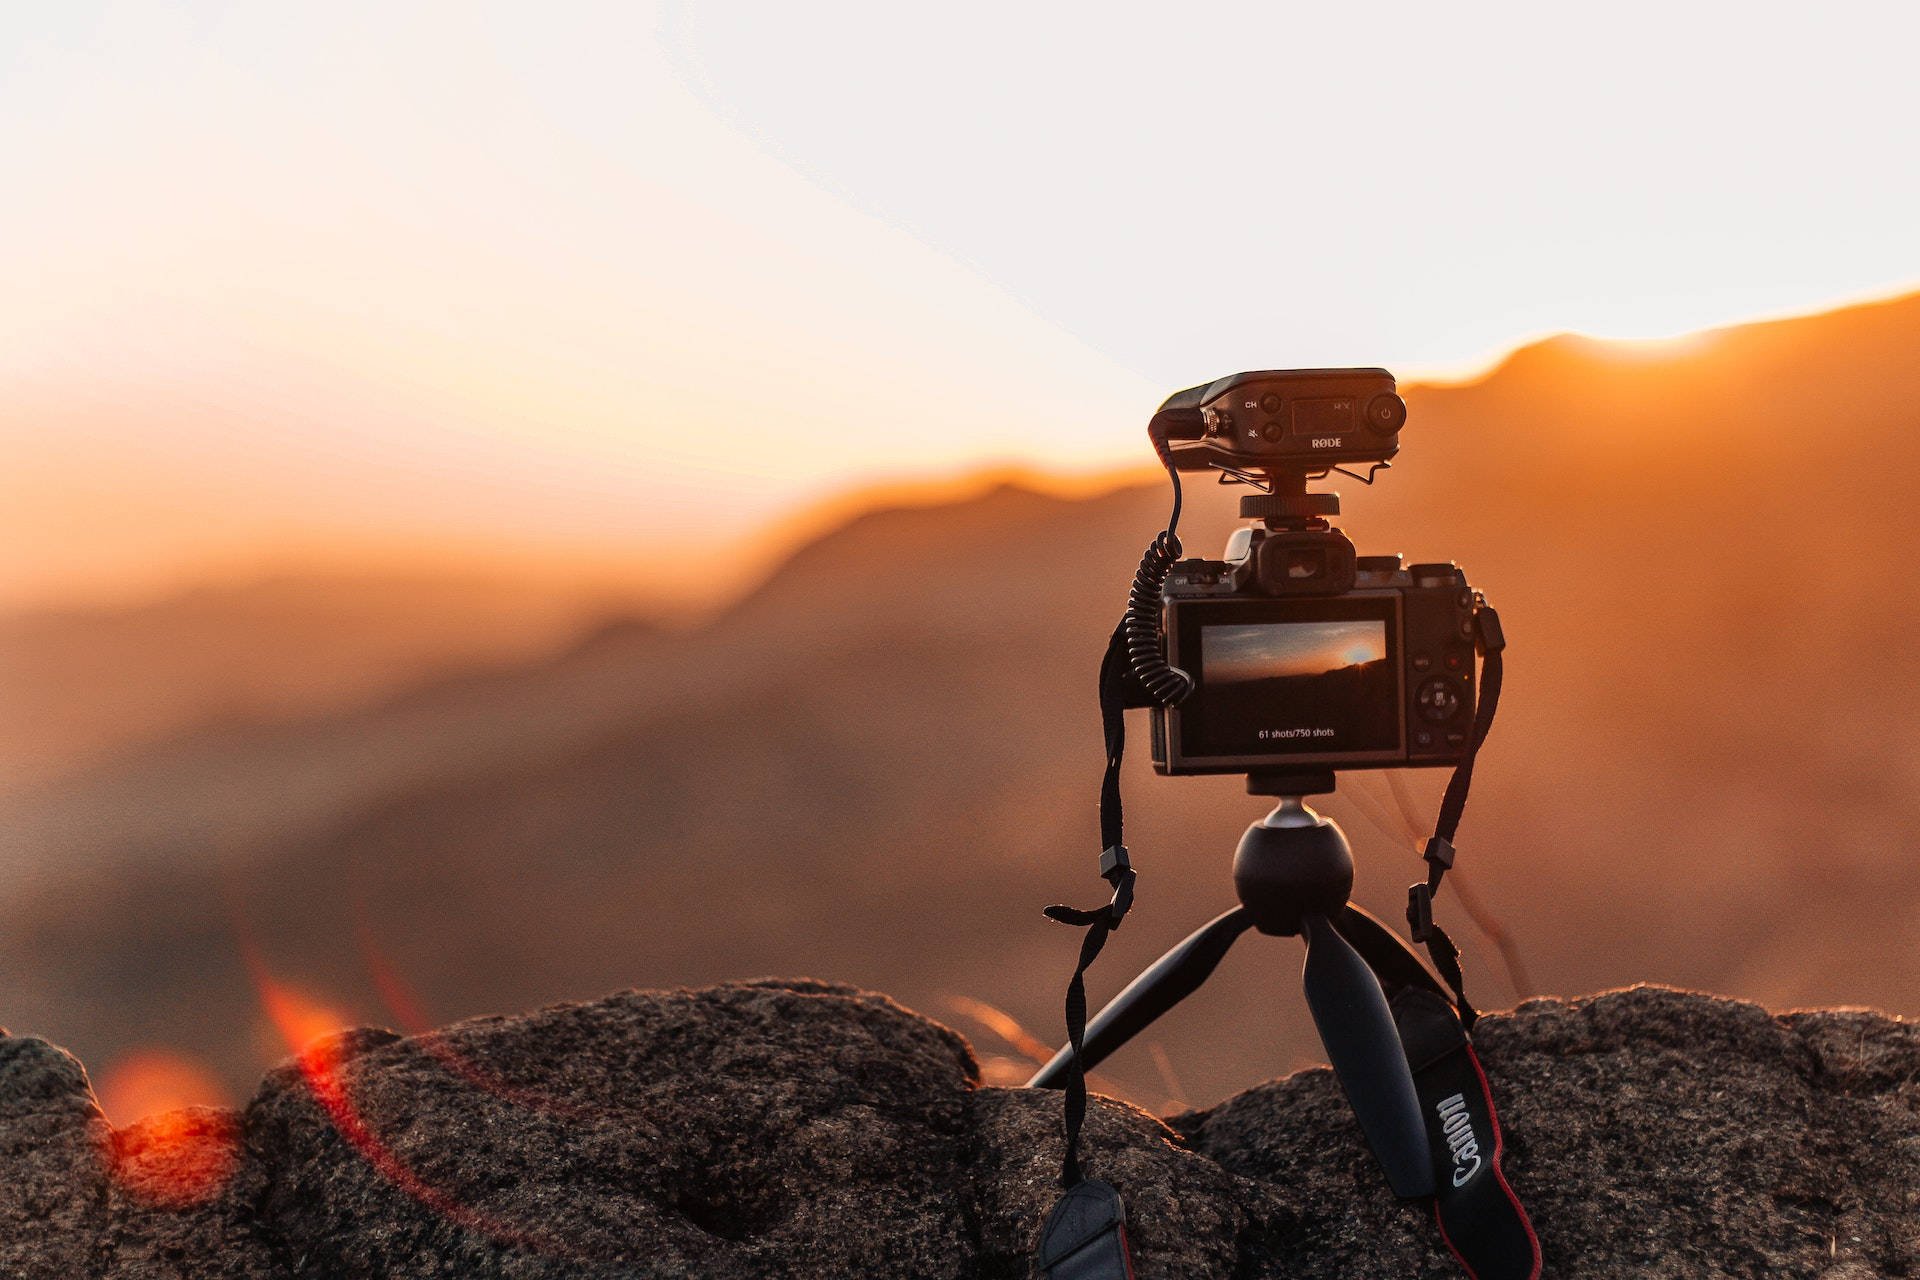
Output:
[1123, 420, 1194, 706]
[1042, 414, 1193, 1198]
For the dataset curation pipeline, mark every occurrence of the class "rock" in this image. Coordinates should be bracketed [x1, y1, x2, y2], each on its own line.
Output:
[1175, 985, 1920, 1277]
[236, 981, 982, 1278]
[3, 982, 1917, 1278]
[1, 1036, 112, 1279]
[967, 1087, 1250, 1279]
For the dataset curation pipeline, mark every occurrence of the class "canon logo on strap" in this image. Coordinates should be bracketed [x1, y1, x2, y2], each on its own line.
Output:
[1436, 1093, 1485, 1187]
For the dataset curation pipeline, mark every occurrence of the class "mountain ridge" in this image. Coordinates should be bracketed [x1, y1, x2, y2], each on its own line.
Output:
[6, 285, 1920, 1111]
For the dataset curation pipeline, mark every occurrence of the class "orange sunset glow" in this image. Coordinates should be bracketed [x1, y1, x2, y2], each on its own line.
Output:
[6, 0, 1920, 1166]
[9, 7, 1920, 1278]
[6, 6, 1920, 619]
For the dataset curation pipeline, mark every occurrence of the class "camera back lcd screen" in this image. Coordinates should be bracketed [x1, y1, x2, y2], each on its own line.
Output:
[1178, 597, 1401, 760]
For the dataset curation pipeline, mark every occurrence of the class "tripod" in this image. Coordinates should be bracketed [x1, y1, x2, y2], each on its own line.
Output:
[1028, 768, 1443, 1199]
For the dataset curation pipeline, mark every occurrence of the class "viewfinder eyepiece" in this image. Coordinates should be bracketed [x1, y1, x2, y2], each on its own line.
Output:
[1240, 529, 1359, 597]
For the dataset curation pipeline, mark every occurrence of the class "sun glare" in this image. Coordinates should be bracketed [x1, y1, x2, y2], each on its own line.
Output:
[1576, 331, 1721, 362]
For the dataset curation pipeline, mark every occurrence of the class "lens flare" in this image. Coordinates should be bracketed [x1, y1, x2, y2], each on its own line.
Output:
[942, 993, 1160, 1106]
[339, 870, 603, 1122]
[110, 1108, 243, 1208]
[95, 1049, 231, 1124]
[97, 1050, 240, 1206]
[943, 994, 1053, 1066]
[229, 918, 571, 1257]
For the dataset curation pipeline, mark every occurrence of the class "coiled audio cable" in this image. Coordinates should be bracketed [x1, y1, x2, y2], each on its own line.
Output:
[1124, 414, 1198, 705]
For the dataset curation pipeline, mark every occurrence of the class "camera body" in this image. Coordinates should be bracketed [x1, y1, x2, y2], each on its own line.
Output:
[1150, 531, 1480, 775]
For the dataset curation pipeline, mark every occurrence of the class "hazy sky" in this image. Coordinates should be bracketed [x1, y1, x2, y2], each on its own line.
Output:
[6, 2, 1919, 608]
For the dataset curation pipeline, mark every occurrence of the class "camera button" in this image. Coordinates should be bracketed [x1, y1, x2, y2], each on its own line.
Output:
[1411, 655, 1432, 672]
[1417, 678, 1463, 723]
[1365, 392, 1407, 434]
[1443, 650, 1469, 672]
[1413, 729, 1435, 749]
[1446, 732, 1467, 748]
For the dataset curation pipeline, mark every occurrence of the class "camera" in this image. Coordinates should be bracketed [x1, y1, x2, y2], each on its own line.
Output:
[1143, 368, 1481, 776]
[1149, 546, 1480, 773]
[1032, 370, 1525, 1280]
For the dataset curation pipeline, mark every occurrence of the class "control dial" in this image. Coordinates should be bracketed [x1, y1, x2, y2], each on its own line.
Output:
[1416, 678, 1464, 723]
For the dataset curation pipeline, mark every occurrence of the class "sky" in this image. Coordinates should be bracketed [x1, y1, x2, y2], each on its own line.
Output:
[5, 2, 1920, 610]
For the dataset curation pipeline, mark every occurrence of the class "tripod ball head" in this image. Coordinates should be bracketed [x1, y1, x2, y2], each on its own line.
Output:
[1233, 797, 1354, 937]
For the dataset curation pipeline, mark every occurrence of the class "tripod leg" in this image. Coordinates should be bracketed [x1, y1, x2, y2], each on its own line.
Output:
[1301, 912, 1435, 1198]
[1335, 903, 1450, 1003]
[1027, 906, 1256, 1089]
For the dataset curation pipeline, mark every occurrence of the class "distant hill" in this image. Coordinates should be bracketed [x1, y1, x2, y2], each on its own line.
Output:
[0, 574, 637, 794]
[5, 291, 1920, 1111]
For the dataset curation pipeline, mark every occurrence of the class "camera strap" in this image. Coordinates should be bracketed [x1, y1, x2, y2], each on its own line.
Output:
[1035, 620, 1150, 1279]
[1406, 603, 1505, 1028]
[1392, 984, 1542, 1280]
[1338, 908, 1539, 1280]
[1385, 601, 1538, 1280]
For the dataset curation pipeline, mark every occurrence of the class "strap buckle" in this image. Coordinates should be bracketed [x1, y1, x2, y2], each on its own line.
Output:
[1100, 846, 1135, 925]
[1407, 882, 1435, 943]
[1474, 602, 1506, 654]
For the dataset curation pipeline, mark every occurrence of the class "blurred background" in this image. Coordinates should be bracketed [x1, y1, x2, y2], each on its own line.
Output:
[6, 2, 1920, 1124]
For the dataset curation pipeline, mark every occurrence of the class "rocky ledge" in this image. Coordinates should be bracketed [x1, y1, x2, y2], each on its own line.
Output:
[3, 980, 1916, 1278]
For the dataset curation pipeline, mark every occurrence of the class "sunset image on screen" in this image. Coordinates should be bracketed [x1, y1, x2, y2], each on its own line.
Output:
[1190, 617, 1399, 756]
[1202, 621, 1387, 686]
